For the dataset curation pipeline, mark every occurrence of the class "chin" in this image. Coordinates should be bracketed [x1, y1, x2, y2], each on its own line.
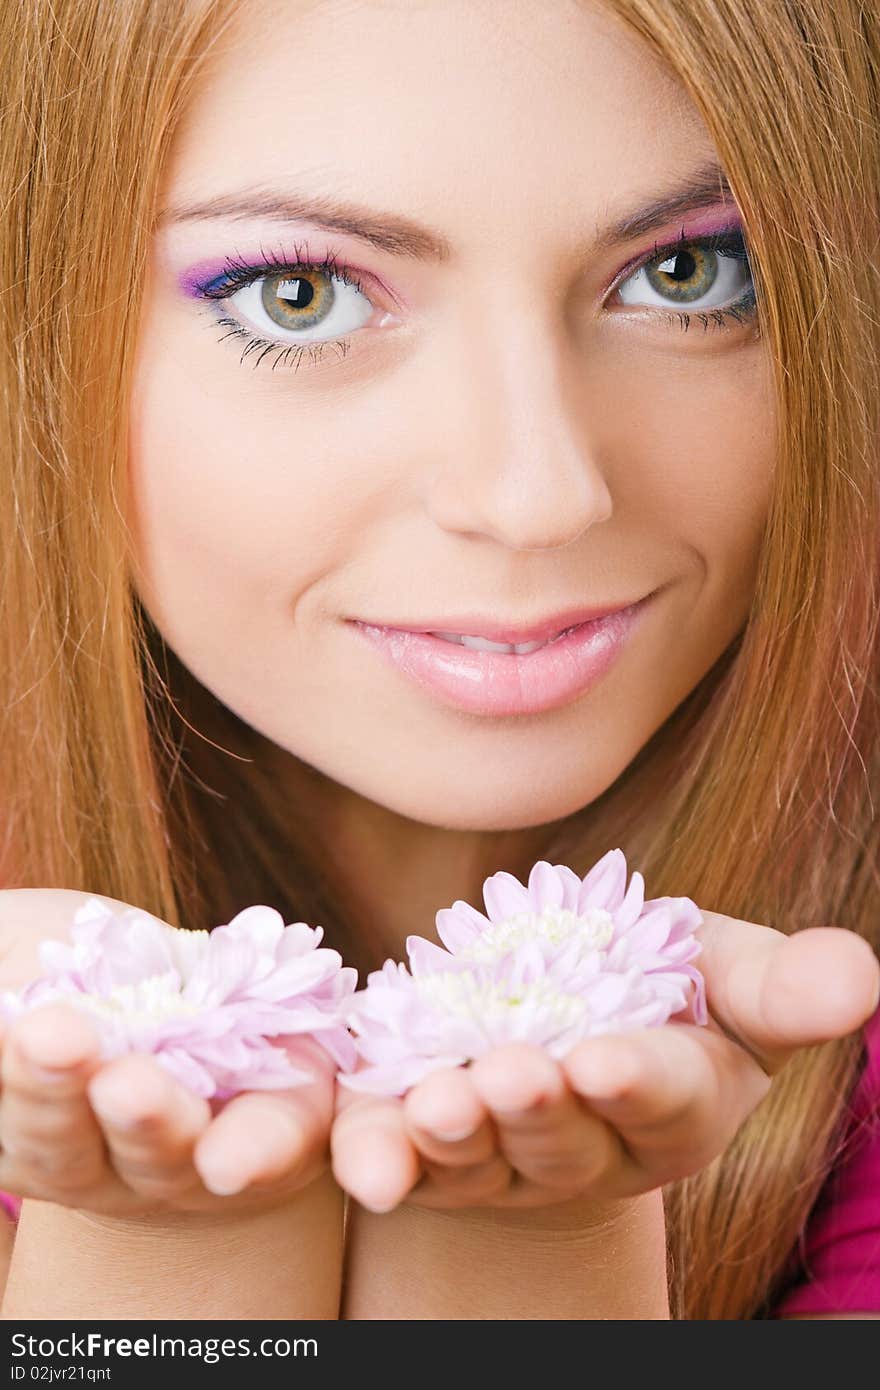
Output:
[358, 771, 606, 834]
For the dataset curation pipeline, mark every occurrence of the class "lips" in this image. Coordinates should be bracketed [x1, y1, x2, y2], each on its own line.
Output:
[350, 593, 655, 717]
[361, 598, 646, 647]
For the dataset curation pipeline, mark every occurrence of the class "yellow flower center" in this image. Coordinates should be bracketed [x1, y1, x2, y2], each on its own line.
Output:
[415, 969, 589, 1029]
[458, 905, 614, 964]
[73, 974, 204, 1025]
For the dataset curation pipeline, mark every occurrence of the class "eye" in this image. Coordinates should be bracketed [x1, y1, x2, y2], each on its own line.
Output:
[224, 264, 376, 344]
[615, 229, 754, 316]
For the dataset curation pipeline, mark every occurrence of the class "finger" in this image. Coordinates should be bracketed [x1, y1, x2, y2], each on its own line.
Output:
[468, 1043, 620, 1191]
[330, 1095, 420, 1212]
[402, 1066, 510, 1204]
[563, 1023, 771, 1187]
[403, 1066, 496, 1166]
[407, 1152, 514, 1208]
[696, 914, 880, 1074]
[0, 1003, 109, 1192]
[193, 1037, 335, 1197]
[87, 1054, 212, 1199]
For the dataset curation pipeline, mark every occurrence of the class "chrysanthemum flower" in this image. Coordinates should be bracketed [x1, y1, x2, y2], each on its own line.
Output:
[0, 897, 358, 1099]
[340, 849, 708, 1096]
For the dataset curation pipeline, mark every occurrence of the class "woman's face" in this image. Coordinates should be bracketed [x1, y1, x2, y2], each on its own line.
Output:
[130, 0, 774, 833]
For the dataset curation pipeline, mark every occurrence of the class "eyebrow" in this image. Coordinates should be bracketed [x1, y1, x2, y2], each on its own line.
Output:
[156, 159, 735, 262]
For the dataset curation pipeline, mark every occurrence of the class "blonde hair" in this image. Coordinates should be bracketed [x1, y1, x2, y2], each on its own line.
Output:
[1, 0, 877, 1319]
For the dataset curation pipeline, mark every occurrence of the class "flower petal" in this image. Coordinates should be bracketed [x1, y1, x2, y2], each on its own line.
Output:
[184, 933, 257, 1006]
[616, 869, 646, 931]
[553, 864, 585, 911]
[482, 870, 530, 922]
[406, 936, 456, 976]
[221, 905, 286, 955]
[577, 848, 628, 913]
[339, 1052, 465, 1097]
[527, 861, 566, 912]
[622, 909, 674, 957]
[277, 922, 324, 960]
[435, 901, 489, 953]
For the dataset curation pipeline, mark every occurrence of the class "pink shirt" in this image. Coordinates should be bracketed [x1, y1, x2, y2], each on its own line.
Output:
[770, 1004, 880, 1316]
[2, 1008, 878, 1315]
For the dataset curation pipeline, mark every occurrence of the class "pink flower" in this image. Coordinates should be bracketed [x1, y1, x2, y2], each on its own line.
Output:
[0, 897, 358, 1099]
[340, 849, 708, 1096]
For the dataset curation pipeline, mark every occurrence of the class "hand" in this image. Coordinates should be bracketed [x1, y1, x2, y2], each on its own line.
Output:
[330, 913, 880, 1213]
[0, 889, 336, 1219]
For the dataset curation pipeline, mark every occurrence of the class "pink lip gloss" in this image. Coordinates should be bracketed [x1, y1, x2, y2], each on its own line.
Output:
[348, 593, 656, 717]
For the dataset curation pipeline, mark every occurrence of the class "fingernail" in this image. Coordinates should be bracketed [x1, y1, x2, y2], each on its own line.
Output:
[17, 1040, 80, 1081]
[30, 1064, 77, 1084]
[90, 1103, 144, 1131]
[358, 1193, 398, 1214]
[431, 1122, 478, 1142]
[200, 1167, 247, 1196]
[89, 1082, 137, 1120]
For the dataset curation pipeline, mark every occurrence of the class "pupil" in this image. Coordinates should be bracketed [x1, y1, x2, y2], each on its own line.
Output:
[280, 277, 315, 308]
[670, 251, 696, 282]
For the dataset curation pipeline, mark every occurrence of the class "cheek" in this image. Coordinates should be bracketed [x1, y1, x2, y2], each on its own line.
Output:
[594, 341, 776, 596]
[125, 350, 378, 634]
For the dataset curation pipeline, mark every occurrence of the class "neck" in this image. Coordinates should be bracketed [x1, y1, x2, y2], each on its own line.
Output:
[301, 770, 563, 961]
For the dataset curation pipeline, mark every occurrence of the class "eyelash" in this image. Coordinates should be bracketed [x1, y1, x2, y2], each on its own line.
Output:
[194, 243, 367, 374]
[194, 227, 758, 374]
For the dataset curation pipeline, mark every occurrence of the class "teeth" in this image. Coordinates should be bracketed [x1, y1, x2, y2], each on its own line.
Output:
[460, 635, 525, 654]
[431, 631, 550, 655]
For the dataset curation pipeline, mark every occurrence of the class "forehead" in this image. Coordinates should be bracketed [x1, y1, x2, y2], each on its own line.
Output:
[160, 0, 713, 252]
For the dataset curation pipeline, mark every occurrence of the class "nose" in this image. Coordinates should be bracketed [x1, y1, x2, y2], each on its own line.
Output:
[422, 294, 613, 551]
